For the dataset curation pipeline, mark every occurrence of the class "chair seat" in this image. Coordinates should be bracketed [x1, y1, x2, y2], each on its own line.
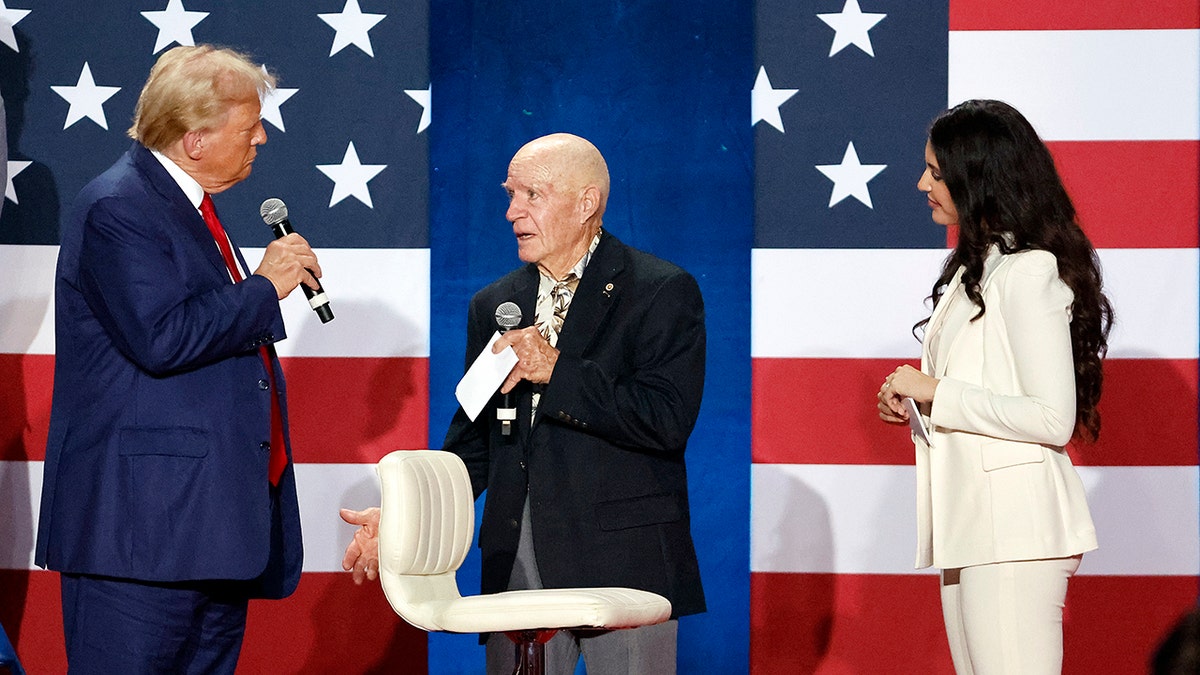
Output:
[374, 450, 674, 649]
[429, 587, 671, 634]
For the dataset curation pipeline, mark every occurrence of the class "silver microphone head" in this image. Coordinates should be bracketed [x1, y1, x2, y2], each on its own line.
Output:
[259, 198, 288, 226]
[495, 301, 522, 330]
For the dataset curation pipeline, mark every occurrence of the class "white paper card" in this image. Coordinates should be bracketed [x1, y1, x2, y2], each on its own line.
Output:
[455, 331, 519, 422]
[903, 397, 932, 447]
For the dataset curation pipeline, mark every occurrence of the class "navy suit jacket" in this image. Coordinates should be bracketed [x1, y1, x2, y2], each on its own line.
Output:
[35, 143, 302, 598]
[444, 231, 707, 618]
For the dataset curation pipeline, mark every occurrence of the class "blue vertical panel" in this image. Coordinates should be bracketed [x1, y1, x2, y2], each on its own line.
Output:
[429, 2, 753, 672]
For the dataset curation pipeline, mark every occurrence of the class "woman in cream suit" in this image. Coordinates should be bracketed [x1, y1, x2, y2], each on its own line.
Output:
[877, 100, 1113, 674]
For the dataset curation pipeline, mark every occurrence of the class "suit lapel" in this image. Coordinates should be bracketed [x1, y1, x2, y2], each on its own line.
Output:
[509, 265, 540, 330]
[505, 266, 539, 432]
[555, 233, 622, 357]
[924, 266, 963, 377]
[130, 144, 231, 282]
[927, 247, 1009, 377]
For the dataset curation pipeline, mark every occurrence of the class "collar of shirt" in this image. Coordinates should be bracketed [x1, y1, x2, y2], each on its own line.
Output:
[150, 148, 205, 212]
[151, 147, 240, 281]
[537, 230, 601, 288]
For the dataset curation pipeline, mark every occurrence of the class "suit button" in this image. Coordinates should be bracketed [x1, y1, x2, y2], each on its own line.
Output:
[258, 379, 269, 390]
[519, 461, 527, 471]
[260, 442, 271, 452]
[509, 518, 519, 530]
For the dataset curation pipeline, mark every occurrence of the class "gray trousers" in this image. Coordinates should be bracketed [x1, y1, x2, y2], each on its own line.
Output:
[484, 499, 678, 675]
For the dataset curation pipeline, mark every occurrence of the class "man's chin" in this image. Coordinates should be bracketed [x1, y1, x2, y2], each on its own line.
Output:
[515, 241, 540, 263]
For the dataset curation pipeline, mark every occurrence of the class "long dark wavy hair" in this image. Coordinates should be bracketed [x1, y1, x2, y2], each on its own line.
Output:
[915, 99, 1114, 441]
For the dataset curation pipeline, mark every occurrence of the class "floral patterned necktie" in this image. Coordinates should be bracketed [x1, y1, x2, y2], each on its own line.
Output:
[535, 274, 578, 347]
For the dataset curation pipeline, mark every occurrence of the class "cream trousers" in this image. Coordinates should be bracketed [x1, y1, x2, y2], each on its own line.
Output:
[941, 556, 1082, 674]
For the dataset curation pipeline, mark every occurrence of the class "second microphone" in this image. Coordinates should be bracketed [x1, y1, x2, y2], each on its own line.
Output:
[495, 301, 521, 436]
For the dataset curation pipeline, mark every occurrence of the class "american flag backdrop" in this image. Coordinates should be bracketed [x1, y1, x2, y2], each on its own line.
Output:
[1, 0, 430, 671]
[1, 0, 1198, 673]
[752, 0, 1199, 672]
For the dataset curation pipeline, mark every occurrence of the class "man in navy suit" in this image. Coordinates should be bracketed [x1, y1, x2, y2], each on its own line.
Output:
[344, 133, 706, 674]
[35, 45, 321, 673]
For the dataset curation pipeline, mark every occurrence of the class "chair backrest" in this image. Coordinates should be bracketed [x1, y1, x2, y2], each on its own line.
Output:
[376, 450, 475, 631]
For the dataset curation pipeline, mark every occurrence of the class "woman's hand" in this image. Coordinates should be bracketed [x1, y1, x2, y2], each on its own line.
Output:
[877, 365, 938, 424]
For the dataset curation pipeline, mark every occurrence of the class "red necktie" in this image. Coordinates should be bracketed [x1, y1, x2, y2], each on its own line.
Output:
[200, 194, 289, 486]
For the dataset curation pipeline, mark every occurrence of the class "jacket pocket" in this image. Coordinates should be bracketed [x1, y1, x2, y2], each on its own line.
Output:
[595, 492, 683, 531]
[118, 426, 210, 457]
[980, 439, 1045, 472]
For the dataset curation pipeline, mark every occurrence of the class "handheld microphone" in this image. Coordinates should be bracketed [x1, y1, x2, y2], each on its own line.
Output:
[495, 301, 521, 436]
[259, 198, 334, 324]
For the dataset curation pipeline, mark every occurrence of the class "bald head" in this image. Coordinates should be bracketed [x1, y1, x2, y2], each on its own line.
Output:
[510, 133, 610, 219]
[503, 133, 611, 278]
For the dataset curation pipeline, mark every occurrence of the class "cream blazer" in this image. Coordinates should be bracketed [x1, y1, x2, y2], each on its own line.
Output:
[913, 247, 1097, 570]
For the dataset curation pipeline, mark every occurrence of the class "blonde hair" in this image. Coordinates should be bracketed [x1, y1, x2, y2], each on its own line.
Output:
[128, 45, 274, 152]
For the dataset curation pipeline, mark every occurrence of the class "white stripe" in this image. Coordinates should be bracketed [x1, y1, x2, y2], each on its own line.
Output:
[948, 29, 1200, 141]
[1, 460, 385, 574]
[750, 463, 929, 576]
[0, 245, 431, 358]
[0, 460, 43, 569]
[750, 463, 1200, 575]
[0, 245, 57, 356]
[295, 462, 382, 573]
[250, 247, 430, 358]
[1101, 248, 1200, 359]
[751, 248, 945, 359]
[752, 247, 1199, 359]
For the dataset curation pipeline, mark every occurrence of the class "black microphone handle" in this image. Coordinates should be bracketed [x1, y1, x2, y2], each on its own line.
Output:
[269, 218, 334, 323]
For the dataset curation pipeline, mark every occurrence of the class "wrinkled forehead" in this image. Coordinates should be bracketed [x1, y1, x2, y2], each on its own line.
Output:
[505, 148, 564, 190]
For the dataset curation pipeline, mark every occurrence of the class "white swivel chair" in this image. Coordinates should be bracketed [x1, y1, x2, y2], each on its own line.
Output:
[375, 450, 672, 675]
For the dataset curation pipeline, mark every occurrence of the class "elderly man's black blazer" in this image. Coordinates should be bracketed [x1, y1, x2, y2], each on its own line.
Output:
[443, 230, 707, 618]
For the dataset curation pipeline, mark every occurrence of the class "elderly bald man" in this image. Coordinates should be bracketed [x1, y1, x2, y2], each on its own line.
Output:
[343, 133, 707, 674]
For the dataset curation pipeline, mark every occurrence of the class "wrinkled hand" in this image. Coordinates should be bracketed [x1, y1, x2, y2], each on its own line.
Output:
[254, 233, 322, 300]
[876, 364, 938, 424]
[340, 507, 380, 585]
[494, 326, 558, 394]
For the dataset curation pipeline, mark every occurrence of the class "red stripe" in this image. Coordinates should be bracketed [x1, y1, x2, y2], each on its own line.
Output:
[945, 142, 1199, 250]
[0, 570, 64, 672]
[0, 354, 52, 462]
[753, 358, 1199, 466]
[751, 571, 1198, 674]
[1049, 141, 1199, 249]
[243, 572, 427, 672]
[0, 355, 429, 463]
[280, 356, 429, 463]
[754, 357, 914, 465]
[0, 570, 427, 673]
[950, 0, 1200, 30]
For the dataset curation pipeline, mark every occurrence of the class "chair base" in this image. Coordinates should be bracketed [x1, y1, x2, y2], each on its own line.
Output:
[505, 629, 558, 675]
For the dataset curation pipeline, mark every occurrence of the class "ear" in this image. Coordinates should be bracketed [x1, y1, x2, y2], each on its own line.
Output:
[578, 185, 601, 223]
[182, 129, 204, 160]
